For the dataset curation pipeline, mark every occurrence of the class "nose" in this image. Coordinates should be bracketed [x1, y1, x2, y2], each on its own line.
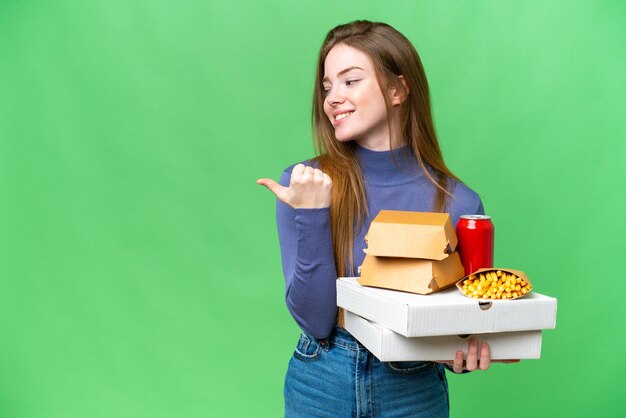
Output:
[325, 87, 345, 106]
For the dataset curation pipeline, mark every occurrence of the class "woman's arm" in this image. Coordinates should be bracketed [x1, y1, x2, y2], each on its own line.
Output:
[277, 201, 339, 339]
[258, 164, 338, 339]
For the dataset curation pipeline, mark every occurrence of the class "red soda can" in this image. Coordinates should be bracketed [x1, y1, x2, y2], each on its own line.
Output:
[456, 215, 494, 276]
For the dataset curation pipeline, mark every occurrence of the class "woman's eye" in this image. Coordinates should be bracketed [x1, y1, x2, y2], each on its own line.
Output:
[346, 80, 359, 86]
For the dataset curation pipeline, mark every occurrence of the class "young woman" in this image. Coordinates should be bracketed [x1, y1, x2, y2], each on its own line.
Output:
[258, 20, 514, 417]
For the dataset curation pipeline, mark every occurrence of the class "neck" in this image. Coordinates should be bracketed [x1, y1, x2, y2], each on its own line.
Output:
[354, 137, 407, 151]
[354, 143, 424, 186]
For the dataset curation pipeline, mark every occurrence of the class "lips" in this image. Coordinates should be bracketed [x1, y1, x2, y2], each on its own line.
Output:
[333, 111, 354, 126]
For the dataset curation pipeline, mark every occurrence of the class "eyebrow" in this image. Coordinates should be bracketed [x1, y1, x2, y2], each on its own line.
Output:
[322, 66, 364, 83]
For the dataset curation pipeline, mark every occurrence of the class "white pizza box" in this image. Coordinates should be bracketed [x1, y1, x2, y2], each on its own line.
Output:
[337, 277, 557, 337]
[344, 310, 543, 361]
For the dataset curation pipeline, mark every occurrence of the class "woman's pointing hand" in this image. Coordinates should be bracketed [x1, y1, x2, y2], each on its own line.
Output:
[257, 164, 332, 209]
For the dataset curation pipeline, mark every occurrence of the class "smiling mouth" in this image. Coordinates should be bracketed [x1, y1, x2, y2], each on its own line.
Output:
[334, 111, 354, 125]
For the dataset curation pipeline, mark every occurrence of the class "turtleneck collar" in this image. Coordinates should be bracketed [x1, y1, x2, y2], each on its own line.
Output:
[355, 143, 424, 186]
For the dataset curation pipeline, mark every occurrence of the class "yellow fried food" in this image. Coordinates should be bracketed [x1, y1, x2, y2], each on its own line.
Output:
[460, 271, 531, 300]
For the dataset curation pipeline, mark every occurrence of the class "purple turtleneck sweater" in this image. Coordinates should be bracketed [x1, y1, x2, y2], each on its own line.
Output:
[276, 145, 484, 339]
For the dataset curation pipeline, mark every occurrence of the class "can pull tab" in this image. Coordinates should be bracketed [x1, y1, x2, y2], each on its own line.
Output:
[478, 301, 493, 311]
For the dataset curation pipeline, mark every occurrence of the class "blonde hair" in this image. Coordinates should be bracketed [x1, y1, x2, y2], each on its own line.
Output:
[312, 20, 461, 281]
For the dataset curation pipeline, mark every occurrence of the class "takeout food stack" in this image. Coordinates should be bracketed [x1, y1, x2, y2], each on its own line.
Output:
[358, 210, 465, 295]
[338, 210, 558, 362]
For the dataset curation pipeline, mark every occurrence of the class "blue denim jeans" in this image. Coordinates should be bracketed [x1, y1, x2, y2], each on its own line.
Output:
[284, 327, 449, 417]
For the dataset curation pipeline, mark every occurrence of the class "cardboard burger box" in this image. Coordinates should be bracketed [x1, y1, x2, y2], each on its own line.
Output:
[344, 310, 544, 361]
[359, 252, 464, 295]
[364, 210, 457, 260]
[337, 277, 558, 338]
[358, 210, 466, 294]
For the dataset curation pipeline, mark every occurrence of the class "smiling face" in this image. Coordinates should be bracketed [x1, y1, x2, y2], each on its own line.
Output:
[322, 44, 392, 151]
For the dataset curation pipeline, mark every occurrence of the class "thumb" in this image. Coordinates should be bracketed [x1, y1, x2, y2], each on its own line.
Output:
[256, 178, 290, 204]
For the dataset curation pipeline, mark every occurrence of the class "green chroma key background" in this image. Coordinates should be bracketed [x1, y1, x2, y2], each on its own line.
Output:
[1, 1, 624, 417]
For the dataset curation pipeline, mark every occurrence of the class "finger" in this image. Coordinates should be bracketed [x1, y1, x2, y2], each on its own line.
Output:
[256, 178, 290, 204]
[303, 166, 315, 179]
[289, 164, 305, 184]
[320, 171, 332, 188]
[294, 166, 313, 184]
[453, 350, 464, 374]
[313, 168, 324, 181]
[291, 164, 305, 177]
[311, 170, 323, 185]
[465, 339, 478, 371]
[479, 342, 491, 370]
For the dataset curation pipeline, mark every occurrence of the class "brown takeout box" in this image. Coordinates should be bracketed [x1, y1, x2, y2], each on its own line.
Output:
[456, 268, 533, 300]
[364, 210, 457, 261]
[358, 252, 466, 295]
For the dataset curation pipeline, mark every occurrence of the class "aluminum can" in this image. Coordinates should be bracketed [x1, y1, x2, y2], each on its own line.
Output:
[456, 215, 494, 276]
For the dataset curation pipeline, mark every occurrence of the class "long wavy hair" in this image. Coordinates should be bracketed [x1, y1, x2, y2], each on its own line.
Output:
[312, 20, 461, 277]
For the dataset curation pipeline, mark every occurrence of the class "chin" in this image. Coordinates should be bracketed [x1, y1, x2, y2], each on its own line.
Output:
[333, 130, 357, 143]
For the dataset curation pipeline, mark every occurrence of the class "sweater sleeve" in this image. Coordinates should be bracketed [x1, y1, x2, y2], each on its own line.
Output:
[276, 167, 339, 339]
[448, 181, 486, 226]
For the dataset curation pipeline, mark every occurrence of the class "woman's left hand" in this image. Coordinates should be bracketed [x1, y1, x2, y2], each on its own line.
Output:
[436, 339, 520, 373]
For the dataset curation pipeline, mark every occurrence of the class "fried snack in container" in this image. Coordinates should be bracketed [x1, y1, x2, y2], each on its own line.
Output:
[456, 268, 532, 300]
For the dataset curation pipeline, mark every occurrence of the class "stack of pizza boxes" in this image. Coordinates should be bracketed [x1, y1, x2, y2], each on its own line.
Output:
[337, 210, 558, 362]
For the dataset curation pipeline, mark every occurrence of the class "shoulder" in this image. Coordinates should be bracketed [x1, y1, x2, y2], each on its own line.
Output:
[447, 180, 485, 225]
[279, 158, 320, 186]
[450, 180, 482, 209]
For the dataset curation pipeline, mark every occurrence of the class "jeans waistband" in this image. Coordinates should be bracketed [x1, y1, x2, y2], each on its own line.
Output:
[326, 326, 363, 351]
[301, 326, 365, 352]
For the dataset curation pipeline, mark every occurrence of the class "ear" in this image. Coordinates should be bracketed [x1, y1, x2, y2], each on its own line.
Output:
[390, 75, 409, 106]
